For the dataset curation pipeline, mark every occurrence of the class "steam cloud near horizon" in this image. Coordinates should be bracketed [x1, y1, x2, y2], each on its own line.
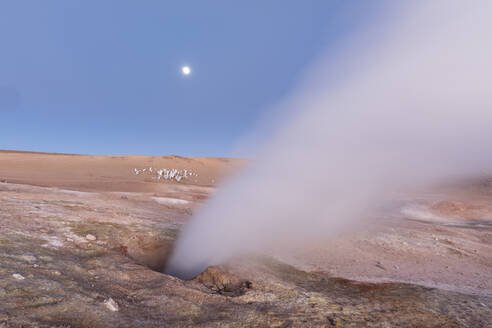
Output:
[166, 1, 492, 279]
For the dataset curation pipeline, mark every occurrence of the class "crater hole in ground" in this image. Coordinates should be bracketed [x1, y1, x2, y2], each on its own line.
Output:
[117, 233, 175, 273]
[117, 234, 252, 296]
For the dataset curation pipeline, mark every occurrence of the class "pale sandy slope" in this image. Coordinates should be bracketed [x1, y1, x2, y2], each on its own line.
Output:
[0, 150, 245, 192]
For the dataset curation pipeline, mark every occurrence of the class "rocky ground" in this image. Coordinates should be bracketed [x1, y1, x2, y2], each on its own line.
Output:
[0, 152, 491, 327]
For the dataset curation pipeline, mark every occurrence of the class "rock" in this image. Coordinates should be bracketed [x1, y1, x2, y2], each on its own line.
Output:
[20, 255, 37, 263]
[0, 287, 5, 296]
[12, 273, 25, 280]
[194, 266, 252, 296]
[85, 234, 97, 241]
[104, 298, 119, 312]
[375, 262, 386, 270]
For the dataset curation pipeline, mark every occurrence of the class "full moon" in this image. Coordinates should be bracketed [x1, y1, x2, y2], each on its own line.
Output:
[181, 66, 191, 75]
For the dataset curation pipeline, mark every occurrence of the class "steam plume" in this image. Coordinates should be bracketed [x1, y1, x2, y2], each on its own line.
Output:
[166, 1, 492, 279]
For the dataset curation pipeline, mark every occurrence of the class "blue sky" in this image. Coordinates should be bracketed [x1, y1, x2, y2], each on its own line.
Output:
[0, 1, 385, 156]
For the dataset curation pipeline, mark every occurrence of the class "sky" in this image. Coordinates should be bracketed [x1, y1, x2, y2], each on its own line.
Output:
[0, 1, 386, 157]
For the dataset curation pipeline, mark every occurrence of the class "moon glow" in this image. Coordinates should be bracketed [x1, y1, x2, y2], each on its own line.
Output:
[182, 66, 191, 75]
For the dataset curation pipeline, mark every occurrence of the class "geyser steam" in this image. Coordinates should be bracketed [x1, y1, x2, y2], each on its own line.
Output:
[166, 1, 492, 279]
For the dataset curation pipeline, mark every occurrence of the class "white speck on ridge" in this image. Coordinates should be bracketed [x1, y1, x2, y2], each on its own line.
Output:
[104, 298, 119, 312]
[41, 237, 65, 248]
[12, 273, 25, 280]
[85, 234, 97, 241]
[153, 197, 190, 205]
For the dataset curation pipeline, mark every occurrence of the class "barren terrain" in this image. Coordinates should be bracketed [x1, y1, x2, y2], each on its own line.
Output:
[0, 151, 490, 327]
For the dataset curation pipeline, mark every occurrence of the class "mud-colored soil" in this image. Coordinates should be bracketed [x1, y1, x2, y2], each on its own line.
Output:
[0, 150, 244, 191]
[0, 151, 491, 327]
